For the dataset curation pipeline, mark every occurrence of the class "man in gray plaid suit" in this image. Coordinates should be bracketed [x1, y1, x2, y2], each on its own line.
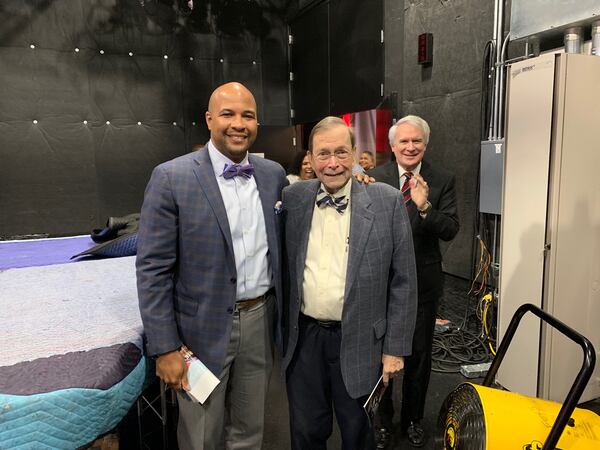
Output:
[136, 82, 287, 449]
[282, 116, 418, 450]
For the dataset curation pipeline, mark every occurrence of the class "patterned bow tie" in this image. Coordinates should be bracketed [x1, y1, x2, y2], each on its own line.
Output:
[222, 163, 255, 180]
[315, 188, 349, 214]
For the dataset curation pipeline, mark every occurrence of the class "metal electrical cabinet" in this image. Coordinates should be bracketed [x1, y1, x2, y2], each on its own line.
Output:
[498, 53, 600, 403]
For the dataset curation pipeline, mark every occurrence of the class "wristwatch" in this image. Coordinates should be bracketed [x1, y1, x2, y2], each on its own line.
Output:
[418, 201, 432, 218]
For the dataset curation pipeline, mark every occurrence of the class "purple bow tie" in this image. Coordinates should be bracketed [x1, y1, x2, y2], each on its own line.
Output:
[222, 163, 255, 180]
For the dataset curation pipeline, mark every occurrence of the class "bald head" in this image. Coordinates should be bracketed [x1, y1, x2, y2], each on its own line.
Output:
[208, 82, 256, 113]
[205, 82, 258, 163]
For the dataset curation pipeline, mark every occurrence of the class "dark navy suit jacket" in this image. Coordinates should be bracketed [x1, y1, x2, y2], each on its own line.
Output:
[368, 160, 459, 303]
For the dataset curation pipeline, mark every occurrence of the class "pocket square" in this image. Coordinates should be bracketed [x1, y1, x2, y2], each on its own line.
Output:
[274, 201, 283, 215]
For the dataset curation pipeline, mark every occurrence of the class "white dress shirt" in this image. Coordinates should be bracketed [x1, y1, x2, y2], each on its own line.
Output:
[398, 161, 422, 188]
[208, 141, 272, 300]
[301, 180, 352, 321]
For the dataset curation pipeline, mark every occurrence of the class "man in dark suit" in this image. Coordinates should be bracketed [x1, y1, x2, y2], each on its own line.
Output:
[136, 82, 287, 449]
[368, 115, 459, 447]
[282, 116, 418, 450]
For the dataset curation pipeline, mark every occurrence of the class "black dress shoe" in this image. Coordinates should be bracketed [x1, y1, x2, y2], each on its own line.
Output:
[406, 421, 425, 447]
[375, 427, 392, 449]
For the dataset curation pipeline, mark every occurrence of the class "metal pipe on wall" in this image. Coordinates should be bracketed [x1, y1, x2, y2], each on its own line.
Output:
[564, 26, 583, 54]
[493, 0, 506, 139]
[492, 215, 498, 271]
[498, 32, 510, 139]
[487, 37, 496, 141]
[492, 0, 498, 54]
[497, 0, 504, 53]
[490, 0, 500, 140]
[493, 0, 504, 140]
[592, 20, 600, 56]
[493, 63, 500, 139]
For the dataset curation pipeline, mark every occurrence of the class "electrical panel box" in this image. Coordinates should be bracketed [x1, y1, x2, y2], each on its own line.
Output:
[479, 140, 504, 215]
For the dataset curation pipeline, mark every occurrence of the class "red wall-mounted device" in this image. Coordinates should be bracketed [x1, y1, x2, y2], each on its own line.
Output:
[418, 33, 433, 65]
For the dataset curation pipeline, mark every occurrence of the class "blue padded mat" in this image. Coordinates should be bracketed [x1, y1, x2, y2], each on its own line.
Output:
[0, 357, 151, 449]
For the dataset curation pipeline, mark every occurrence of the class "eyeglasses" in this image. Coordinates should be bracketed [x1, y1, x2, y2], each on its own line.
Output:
[314, 149, 352, 162]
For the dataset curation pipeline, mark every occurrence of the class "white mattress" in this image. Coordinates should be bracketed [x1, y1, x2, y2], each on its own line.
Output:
[0, 256, 143, 367]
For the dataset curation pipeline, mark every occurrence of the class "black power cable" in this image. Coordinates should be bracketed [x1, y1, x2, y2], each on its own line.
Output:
[434, 292, 492, 374]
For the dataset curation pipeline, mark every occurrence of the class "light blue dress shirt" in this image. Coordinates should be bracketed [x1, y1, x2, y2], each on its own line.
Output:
[207, 141, 272, 300]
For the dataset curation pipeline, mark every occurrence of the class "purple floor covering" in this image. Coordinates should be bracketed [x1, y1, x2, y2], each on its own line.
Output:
[0, 235, 96, 270]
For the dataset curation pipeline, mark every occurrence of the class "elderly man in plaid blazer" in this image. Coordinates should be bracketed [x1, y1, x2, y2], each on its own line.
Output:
[136, 82, 287, 449]
[282, 116, 418, 450]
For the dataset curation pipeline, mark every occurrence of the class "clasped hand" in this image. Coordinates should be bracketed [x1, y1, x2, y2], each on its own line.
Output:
[409, 174, 429, 210]
[155, 350, 190, 391]
[382, 354, 404, 385]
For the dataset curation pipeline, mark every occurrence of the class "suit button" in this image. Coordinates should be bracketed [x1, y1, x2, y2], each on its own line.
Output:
[230, 277, 236, 284]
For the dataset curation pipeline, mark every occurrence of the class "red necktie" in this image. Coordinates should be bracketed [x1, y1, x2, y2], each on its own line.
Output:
[401, 171, 413, 204]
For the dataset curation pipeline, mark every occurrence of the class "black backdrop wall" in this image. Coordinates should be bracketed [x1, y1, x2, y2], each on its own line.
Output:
[0, 0, 292, 237]
[1, 0, 494, 279]
[289, 0, 384, 124]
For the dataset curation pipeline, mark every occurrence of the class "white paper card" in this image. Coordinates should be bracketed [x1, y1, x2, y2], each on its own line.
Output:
[186, 358, 220, 404]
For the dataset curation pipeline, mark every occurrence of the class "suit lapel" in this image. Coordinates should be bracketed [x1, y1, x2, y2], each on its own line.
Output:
[251, 155, 279, 272]
[419, 159, 434, 184]
[192, 148, 235, 260]
[344, 179, 374, 299]
[294, 180, 319, 300]
[382, 161, 401, 189]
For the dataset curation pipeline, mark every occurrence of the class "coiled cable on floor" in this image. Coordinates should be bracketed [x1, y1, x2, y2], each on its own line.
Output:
[433, 294, 492, 373]
[432, 325, 490, 373]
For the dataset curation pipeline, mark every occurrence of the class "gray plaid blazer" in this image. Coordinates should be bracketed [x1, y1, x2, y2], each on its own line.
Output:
[136, 146, 287, 375]
[281, 178, 418, 398]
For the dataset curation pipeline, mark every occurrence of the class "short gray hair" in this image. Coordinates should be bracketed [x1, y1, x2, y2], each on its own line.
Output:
[309, 116, 355, 152]
[388, 115, 431, 146]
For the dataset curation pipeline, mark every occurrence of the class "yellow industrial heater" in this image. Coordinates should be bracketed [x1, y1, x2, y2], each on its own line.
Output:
[438, 303, 599, 450]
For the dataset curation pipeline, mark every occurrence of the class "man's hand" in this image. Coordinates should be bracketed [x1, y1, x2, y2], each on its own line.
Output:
[382, 354, 404, 385]
[353, 172, 376, 184]
[156, 349, 190, 391]
[410, 173, 429, 210]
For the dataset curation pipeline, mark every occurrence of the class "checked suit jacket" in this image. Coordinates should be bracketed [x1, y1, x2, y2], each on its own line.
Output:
[136, 146, 288, 376]
[281, 178, 418, 399]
